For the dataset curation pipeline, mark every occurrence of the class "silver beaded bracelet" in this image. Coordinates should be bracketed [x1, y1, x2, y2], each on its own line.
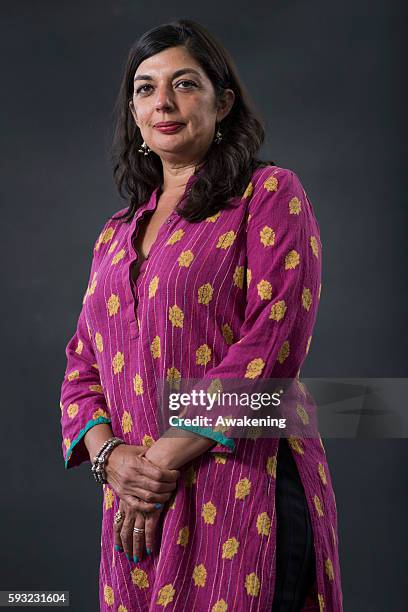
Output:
[91, 436, 125, 484]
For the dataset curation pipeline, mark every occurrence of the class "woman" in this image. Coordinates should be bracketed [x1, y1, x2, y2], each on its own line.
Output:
[60, 19, 343, 611]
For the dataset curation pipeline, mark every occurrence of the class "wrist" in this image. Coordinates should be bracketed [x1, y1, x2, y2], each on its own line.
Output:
[144, 447, 172, 470]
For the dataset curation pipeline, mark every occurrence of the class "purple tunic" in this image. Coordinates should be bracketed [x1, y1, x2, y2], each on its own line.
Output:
[59, 165, 343, 611]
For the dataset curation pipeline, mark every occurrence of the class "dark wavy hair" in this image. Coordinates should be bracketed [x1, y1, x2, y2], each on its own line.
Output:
[110, 18, 276, 223]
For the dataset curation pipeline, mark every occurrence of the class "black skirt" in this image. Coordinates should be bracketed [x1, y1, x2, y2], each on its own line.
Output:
[271, 438, 316, 611]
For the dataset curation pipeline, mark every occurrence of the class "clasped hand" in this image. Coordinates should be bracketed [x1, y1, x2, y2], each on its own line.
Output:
[105, 444, 180, 562]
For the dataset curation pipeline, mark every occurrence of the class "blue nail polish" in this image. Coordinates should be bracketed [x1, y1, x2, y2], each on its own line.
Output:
[155, 503, 162, 508]
[133, 555, 139, 563]
[114, 544, 123, 552]
[125, 553, 131, 560]
[146, 548, 152, 555]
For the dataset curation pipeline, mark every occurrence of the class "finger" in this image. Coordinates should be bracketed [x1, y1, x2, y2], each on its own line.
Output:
[123, 493, 165, 514]
[113, 500, 125, 552]
[126, 486, 174, 506]
[120, 510, 136, 561]
[136, 456, 181, 483]
[134, 475, 180, 494]
[132, 512, 146, 563]
[144, 509, 162, 557]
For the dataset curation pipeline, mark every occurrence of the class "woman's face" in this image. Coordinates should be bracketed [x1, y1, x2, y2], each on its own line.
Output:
[129, 46, 235, 164]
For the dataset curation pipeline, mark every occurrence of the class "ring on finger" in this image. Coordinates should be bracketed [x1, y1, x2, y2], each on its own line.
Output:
[133, 526, 145, 534]
[114, 511, 123, 524]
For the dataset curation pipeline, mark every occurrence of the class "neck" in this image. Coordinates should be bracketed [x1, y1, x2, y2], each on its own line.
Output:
[160, 159, 205, 193]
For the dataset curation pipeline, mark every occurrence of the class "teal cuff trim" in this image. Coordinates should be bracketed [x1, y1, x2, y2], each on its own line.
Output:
[64, 416, 111, 469]
[172, 422, 235, 452]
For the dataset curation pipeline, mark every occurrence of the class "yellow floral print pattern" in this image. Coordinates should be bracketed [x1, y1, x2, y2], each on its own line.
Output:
[67, 403, 78, 419]
[235, 478, 251, 500]
[202, 501, 217, 524]
[310, 235, 319, 258]
[318, 462, 327, 485]
[216, 230, 236, 249]
[277, 340, 290, 363]
[256, 512, 271, 536]
[263, 175, 278, 192]
[166, 366, 181, 390]
[247, 268, 252, 286]
[193, 564, 207, 587]
[314, 494, 324, 517]
[95, 227, 115, 251]
[233, 265, 245, 289]
[289, 196, 302, 214]
[178, 250, 194, 267]
[131, 567, 149, 589]
[150, 335, 161, 359]
[166, 229, 184, 245]
[107, 293, 120, 316]
[205, 211, 221, 223]
[89, 384, 103, 393]
[169, 304, 184, 328]
[288, 436, 304, 455]
[222, 323, 234, 345]
[269, 300, 287, 321]
[103, 584, 114, 606]
[243, 181, 254, 198]
[196, 344, 211, 366]
[107, 239, 118, 254]
[149, 275, 159, 298]
[112, 351, 124, 375]
[296, 403, 309, 425]
[198, 283, 214, 305]
[212, 600, 228, 612]
[318, 593, 325, 611]
[302, 287, 312, 311]
[93, 408, 108, 419]
[95, 332, 103, 352]
[325, 557, 334, 581]
[222, 537, 239, 559]
[122, 411, 133, 434]
[244, 572, 260, 597]
[104, 486, 114, 510]
[285, 249, 300, 270]
[156, 583, 175, 606]
[259, 226, 275, 247]
[177, 526, 189, 547]
[142, 434, 154, 448]
[133, 373, 144, 395]
[245, 357, 265, 378]
[257, 279, 272, 300]
[111, 249, 125, 265]
[266, 455, 277, 478]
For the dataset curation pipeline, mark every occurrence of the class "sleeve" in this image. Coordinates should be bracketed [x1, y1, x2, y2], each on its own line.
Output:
[172, 166, 322, 453]
[59, 221, 113, 469]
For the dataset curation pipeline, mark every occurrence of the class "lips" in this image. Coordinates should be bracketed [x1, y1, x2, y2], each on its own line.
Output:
[154, 122, 184, 127]
[154, 122, 185, 134]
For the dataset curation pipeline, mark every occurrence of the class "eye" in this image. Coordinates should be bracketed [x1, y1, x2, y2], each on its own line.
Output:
[135, 80, 197, 95]
[135, 84, 153, 95]
[176, 80, 197, 89]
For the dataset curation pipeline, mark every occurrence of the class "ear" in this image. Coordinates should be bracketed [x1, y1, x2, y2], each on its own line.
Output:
[129, 100, 139, 127]
[216, 89, 235, 122]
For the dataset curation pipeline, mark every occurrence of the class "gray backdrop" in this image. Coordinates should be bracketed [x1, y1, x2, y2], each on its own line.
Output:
[1, 1, 406, 610]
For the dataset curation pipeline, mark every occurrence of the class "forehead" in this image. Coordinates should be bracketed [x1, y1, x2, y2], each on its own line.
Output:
[135, 46, 203, 76]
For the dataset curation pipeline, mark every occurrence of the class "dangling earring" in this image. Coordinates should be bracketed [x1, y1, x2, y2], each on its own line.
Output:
[138, 140, 151, 155]
[214, 123, 223, 144]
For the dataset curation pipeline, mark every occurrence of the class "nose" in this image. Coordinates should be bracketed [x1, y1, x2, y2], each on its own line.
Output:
[154, 84, 175, 112]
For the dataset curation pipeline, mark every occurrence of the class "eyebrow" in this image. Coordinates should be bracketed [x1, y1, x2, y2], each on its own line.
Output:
[134, 68, 202, 82]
